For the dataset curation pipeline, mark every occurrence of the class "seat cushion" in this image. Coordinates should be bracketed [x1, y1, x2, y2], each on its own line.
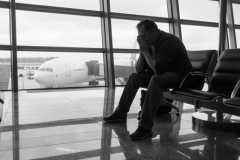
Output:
[224, 97, 240, 108]
[171, 88, 228, 101]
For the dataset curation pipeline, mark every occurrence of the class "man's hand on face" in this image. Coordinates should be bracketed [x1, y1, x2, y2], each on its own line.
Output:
[137, 35, 150, 53]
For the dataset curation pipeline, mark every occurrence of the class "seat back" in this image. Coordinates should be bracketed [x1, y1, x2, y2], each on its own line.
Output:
[187, 50, 217, 90]
[209, 49, 240, 97]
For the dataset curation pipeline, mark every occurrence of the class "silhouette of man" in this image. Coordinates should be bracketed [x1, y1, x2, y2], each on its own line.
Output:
[103, 19, 193, 140]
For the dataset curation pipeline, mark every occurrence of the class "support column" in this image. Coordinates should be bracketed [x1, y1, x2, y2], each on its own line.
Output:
[167, 0, 182, 40]
[227, 0, 237, 49]
[100, 0, 115, 88]
[218, 0, 227, 57]
[10, 0, 18, 92]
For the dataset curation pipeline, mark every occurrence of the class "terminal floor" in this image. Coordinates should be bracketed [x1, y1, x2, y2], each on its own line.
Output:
[0, 87, 240, 160]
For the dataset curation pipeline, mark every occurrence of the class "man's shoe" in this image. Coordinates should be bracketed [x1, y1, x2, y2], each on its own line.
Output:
[130, 126, 153, 140]
[103, 112, 126, 122]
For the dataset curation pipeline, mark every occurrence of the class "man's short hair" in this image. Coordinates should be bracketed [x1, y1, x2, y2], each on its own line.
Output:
[136, 19, 158, 33]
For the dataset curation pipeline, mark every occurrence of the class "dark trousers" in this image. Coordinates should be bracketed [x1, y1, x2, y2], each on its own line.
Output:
[115, 72, 182, 130]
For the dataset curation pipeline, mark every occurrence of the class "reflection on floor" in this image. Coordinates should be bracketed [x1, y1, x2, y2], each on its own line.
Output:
[0, 87, 240, 160]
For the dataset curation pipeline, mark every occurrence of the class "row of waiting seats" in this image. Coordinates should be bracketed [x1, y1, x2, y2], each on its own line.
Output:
[163, 49, 240, 131]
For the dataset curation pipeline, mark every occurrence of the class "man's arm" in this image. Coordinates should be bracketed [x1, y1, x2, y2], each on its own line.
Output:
[135, 52, 147, 73]
[137, 36, 156, 73]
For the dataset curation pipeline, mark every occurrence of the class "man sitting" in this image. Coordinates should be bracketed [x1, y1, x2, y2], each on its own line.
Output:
[103, 19, 193, 140]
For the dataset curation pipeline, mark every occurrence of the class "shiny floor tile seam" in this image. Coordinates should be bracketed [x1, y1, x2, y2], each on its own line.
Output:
[0, 135, 118, 152]
[4, 110, 87, 119]
[0, 117, 97, 132]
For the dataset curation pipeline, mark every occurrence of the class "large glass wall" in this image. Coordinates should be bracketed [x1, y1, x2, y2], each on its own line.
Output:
[0, 8, 11, 90]
[110, 0, 168, 17]
[236, 30, 240, 48]
[16, 11, 102, 48]
[233, 3, 240, 48]
[112, 20, 169, 49]
[181, 25, 218, 50]
[17, 52, 105, 89]
[1, 0, 240, 91]
[179, 0, 219, 50]
[179, 0, 219, 22]
[233, 3, 240, 25]
[0, 51, 11, 90]
[15, 0, 100, 10]
[0, 9, 10, 45]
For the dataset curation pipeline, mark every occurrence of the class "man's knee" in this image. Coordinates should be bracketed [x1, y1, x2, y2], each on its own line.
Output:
[150, 75, 165, 88]
[129, 73, 141, 85]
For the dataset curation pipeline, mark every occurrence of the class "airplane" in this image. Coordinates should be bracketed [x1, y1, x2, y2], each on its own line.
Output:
[34, 54, 137, 88]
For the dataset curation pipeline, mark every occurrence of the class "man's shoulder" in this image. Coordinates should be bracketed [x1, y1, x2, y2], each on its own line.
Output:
[157, 31, 180, 44]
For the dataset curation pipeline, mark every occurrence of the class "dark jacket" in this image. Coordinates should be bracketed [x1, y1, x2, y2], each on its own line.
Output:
[137, 30, 193, 76]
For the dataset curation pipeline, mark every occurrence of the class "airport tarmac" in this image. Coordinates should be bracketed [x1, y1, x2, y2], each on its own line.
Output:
[7, 76, 123, 90]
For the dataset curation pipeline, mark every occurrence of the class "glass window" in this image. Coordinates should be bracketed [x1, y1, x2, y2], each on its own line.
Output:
[0, 51, 11, 90]
[114, 53, 139, 85]
[17, 52, 105, 89]
[110, 0, 168, 17]
[233, 4, 240, 25]
[112, 19, 169, 49]
[15, 0, 100, 11]
[179, 0, 219, 22]
[181, 25, 218, 50]
[16, 11, 102, 48]
[0, 9, 10, 45]
[236, 29, 240, 48]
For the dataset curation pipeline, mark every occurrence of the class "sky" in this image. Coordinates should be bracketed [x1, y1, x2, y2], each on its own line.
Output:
[0, 0, 240, 59]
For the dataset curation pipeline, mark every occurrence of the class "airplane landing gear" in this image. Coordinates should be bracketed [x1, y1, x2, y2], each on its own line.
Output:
[89, 81, 99, 86]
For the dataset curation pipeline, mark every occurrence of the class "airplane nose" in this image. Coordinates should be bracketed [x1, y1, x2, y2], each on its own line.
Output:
[34, 72, 55, 87]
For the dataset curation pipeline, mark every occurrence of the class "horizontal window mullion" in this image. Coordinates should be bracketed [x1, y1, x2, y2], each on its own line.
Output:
[0, 45, 11, 50]
[235, 25, 240, 29]
[111, 12, 170, 23]
[0, 1, 9, 9]
[16, 46, 104, 53]
[15, 3, 102, 17]
[232, 0, 240, 4]
[113, 48, 139, 53]
[181, 19, 218, 27]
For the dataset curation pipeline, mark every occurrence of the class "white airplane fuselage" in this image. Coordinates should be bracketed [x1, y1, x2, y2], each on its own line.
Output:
[34, 58, 134, 87]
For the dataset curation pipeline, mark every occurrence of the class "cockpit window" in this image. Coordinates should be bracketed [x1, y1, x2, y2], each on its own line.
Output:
[49, 68, 53, 72]
[40, 68, 45, 71]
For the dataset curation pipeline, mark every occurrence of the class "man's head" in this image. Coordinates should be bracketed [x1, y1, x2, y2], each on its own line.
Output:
[136, 19, 159, 45]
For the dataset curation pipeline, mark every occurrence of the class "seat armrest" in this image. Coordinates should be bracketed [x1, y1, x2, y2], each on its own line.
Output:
[179, 72, 209, 88]
[231, 79, 240, 98]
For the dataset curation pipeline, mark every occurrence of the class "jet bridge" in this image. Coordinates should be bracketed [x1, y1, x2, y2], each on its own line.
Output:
[85, 60, 136, 78]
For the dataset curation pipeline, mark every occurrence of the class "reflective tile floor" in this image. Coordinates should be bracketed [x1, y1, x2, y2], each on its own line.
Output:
[1, 87, 240, 160]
